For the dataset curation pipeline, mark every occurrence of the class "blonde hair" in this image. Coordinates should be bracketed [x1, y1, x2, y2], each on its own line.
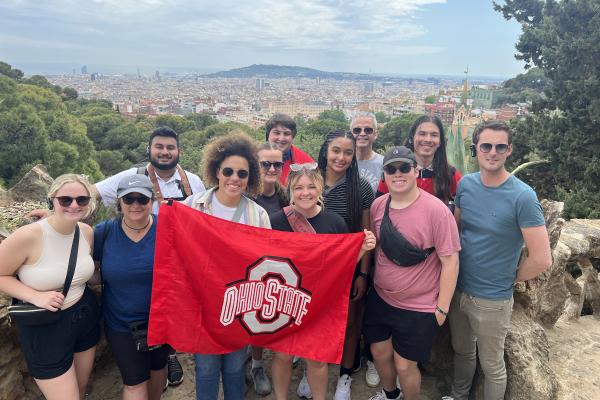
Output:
[287, 169, 324, 207]
[47, 173, 96, 218]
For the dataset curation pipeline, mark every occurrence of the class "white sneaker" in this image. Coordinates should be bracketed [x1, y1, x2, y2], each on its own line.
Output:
[365, 360, 380, 387]
[297, 371, 312, 399]
[368, 389, 403, 400]
[334, 374, 352, 400]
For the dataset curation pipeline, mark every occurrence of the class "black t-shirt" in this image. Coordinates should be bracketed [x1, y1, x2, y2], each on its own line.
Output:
[255, 193, 283, 216]
[270, 208, 349, 234]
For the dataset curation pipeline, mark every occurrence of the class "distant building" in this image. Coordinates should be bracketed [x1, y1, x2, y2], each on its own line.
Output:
[497, 103, 528, 121]
[364, 82, 374, 93]
[470, 85, 499, 109]
[256, 78, 265, 91]
[155, 70, 160, 80]
[81, 65, 88, 74]
[424, 101, 455, 125]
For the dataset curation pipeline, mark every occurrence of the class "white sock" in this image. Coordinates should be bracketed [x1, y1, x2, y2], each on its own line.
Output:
[252, 359, 264, 369]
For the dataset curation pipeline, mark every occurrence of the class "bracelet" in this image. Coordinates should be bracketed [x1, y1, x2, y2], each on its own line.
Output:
[435, 306, 448, 316]
[357, 271, 368, 279]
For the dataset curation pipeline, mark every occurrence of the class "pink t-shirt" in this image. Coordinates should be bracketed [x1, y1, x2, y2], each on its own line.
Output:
[371, 191, 460, 312]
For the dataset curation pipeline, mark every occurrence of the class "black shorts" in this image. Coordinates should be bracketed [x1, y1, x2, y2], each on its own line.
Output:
[363, 289, 438, 363]
[18, 286, 101, 379]
[105, 324, 170, 386]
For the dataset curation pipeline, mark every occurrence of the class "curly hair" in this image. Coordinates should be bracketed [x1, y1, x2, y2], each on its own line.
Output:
[317, 130, 362, 232]
[201, 131, 261, 197]
[256, 142, 289, 208]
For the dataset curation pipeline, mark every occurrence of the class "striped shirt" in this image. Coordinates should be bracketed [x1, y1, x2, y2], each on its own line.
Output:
[323, 176, 374, 231]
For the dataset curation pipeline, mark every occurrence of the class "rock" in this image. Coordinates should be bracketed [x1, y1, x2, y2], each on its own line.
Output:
[0, 186, 8, 207]
[504, 305, 559, 399]
[7, 165, 53, 203]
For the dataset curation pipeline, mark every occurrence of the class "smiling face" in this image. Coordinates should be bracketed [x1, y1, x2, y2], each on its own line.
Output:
[149, 136, 180, 171]
[267, 124, 295, 153]
[291, 174, 321, 214]
[217, 155, 250, 202]
[52, 182, 91, 222]
[412, 121, 441, 163]
[326, 137, 355, 176]
[351, 116, 378, 151]
[476, 128, 512, 174]
[383, 162, 418, 196]
[119, 192, 152, 225]
[258, 148, 283, 187]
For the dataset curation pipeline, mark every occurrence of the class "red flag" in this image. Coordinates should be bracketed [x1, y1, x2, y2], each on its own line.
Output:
[148, 201, 363, 364]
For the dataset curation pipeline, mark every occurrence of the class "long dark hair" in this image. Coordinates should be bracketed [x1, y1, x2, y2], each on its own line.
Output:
[317, 130, 362, 232]
[406, 115, 453, 203]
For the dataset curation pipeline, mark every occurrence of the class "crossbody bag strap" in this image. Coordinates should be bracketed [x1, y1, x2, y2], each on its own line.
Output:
[61, 224, 80, 297]
[283, 206, 317, 234]
[145, 164, 164, 203]
[176, 165, 193, 197]
[231, 196, 247, 223]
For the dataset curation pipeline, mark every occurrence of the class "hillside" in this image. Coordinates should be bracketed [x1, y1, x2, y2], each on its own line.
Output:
[204, 64, 375, 80]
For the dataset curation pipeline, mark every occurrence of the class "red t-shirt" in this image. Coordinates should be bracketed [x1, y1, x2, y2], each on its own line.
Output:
[370, 191, 460, 312]
[376, 167, 462, 198]
[280, 145, 315, 186]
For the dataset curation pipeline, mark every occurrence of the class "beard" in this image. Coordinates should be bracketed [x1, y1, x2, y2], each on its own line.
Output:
[150, 154, 179, 171]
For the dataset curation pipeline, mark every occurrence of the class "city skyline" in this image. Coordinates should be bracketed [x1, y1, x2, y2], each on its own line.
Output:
[1, 0, 524, 78]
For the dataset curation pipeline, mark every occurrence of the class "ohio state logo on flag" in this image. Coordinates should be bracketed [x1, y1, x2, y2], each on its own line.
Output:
[220, 256, 312, 334]
[148, 201, 363, 363]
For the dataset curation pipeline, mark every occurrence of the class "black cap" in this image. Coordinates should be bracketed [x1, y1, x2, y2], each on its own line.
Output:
[383, 146, 416, 167]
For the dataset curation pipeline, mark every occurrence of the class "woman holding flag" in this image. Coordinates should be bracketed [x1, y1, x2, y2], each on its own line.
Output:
[183, 131, 271, 400]
[269, 164, 376, 400]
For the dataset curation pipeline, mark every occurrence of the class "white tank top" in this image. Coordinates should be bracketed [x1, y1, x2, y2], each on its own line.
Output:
[18, 220, 94, 309]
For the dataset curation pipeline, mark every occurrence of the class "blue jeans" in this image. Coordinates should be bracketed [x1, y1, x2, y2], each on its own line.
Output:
[194, 347, 247, 400]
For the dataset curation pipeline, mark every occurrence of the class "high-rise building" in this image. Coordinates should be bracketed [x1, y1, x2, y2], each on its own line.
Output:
[364, 82, 374, 93]
[256, 78, 265, 90]
[81, 65, 88, 74]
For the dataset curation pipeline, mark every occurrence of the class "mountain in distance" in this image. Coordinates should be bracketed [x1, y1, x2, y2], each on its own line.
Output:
[204, 64, 378, 80]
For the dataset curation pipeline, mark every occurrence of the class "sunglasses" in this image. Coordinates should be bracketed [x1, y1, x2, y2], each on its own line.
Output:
[54, 196, 91, 207]
[221, 167, 249, 179]
[383, 163, 414, 175]
[479, 143, 510, 154]
[122, 195, 151, 205]
[289, 162, 318, 172]
[352, 127, 374, 135]
[260, 161, 284, 170]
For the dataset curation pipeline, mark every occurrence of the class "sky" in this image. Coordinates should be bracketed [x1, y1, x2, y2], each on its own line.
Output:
[0, 0, 525, 78]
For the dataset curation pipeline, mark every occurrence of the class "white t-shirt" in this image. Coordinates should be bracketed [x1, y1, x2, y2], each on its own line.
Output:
[211, 193, 247, 224]
[95, 167, 206, 214]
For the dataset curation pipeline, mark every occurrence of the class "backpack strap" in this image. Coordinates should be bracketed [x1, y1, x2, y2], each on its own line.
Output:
[145, 164, 193, 202]
[175, 165, 193, 197]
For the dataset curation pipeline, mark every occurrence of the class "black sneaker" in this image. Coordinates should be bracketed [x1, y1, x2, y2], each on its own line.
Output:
[167, 354, 184, 386]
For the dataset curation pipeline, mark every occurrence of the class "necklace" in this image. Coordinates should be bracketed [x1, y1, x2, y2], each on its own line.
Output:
[122, 216, 152, 233]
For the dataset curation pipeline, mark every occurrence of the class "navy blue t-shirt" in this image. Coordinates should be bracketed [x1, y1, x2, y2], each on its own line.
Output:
[93, 217, 157, 332]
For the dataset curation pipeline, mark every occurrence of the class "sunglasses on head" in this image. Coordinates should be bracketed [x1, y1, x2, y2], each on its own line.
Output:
[383, 163, 414, 175]
[352, 127, 374, 135]
[53, 196, 91, 207]
[122, 195, 151, 205]
[260, 161, 284, 170]
[289, 162, 318, 172]
[478, 143, 510, 154]
[221, 167, 249, 179]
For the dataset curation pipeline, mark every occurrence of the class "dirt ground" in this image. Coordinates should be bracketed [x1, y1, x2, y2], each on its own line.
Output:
[86, 350, 446, 400]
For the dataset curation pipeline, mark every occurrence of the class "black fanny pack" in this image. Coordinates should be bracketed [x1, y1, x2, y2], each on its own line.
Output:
[128, 320, 162, 352]
[379, 196, 434, 267]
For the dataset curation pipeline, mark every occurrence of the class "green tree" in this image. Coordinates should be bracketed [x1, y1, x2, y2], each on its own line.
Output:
[0, 104, 47, 184]
[495, 0, 600, 218]
[424, 95, 437, 104]
[185, 113, 218, 131]
[0, 61, 24, 80]
[376, 114, 420, 151]
[155, 115, 195, 134]
[374, 111, 390, 124]
[318, 109, 347, 123]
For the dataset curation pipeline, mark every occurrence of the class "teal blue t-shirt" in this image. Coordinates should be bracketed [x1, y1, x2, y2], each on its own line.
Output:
[455, 173, 545, 300]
